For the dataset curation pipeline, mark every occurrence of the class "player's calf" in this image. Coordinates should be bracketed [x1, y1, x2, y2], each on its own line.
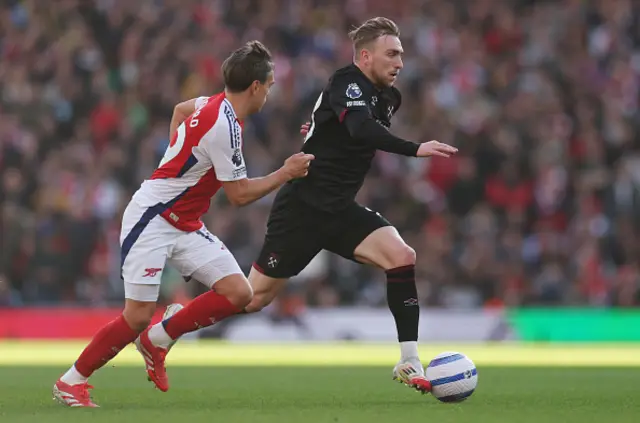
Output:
[139, 273, 252, 391]
[354, 226, 422, 376]
[244, 266, 287, 313]
[158, 274, 251, 340]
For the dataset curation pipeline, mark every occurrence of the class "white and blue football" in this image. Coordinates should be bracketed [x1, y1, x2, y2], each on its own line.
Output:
[425, 352, 478, 403]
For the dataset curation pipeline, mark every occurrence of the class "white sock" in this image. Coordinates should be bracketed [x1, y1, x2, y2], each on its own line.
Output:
[148, 322, 174, 349]
[60, 365, 88, 386]
[400, 341, 419, 360]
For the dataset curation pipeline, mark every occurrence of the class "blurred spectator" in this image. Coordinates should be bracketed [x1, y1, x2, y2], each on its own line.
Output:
[0, 275, 22, 307]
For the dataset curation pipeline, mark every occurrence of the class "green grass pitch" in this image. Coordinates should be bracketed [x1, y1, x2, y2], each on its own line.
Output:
[0, 342, 639, 423]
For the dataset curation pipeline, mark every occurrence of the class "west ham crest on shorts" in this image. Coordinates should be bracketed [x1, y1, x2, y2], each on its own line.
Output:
[267, 253, 280, 268]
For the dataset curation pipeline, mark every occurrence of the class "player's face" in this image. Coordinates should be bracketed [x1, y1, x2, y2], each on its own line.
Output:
[369, 35, 403, 87]
[251, 71, 275, 113]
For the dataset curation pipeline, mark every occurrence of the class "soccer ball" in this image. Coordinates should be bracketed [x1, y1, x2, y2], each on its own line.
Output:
[425, 351, 478, 403]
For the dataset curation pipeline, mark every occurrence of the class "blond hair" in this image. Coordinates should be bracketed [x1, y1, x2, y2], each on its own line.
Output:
[348, 17, 400, 52]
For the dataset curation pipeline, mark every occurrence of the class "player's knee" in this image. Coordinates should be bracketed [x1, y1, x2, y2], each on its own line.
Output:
[122, 300, 156, 332]
[213, 274, 253, 308]
[229, 282, 254, 308]
[388, 244, 416, 269]
[220, 280, 253, 309]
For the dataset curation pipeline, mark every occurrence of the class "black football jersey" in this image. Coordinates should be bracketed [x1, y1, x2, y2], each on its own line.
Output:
[289, 64, 408, 212]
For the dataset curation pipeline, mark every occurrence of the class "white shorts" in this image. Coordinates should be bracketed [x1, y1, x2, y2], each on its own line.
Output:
[120, 200, 243, 301]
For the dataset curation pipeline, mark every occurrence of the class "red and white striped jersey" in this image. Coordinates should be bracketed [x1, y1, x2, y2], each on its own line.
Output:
[131, 92, 246, 232]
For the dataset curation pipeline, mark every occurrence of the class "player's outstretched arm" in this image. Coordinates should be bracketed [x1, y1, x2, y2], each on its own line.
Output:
[302, 118, 456, 158]
[346, 117, 424, 156]
[222, 153, 314, 207]
[327, 76, 451, 157]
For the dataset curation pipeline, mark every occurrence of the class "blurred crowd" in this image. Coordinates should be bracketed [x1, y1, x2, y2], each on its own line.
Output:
[2, 0, 640, 310]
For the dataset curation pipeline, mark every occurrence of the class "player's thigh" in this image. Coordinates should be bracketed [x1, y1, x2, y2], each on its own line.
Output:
[120, 204, 178, 327]
[353, 226, 416, 270]
[121, 238, 172, 291]
[253, 230, 322, 280]
[170, 226, 244, 290]
[324, 203, 413, 270]
[122, 244, 169, 327]
[250, 206, 321, 310]
[120, 204, 178, 298]
[253, 197, 323, 280]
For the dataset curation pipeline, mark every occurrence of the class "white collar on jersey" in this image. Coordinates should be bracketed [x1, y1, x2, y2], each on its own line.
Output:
[222, 98, 239, 121]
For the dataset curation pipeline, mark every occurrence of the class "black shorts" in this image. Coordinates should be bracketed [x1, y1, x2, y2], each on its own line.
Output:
[254, 188, 391, 278]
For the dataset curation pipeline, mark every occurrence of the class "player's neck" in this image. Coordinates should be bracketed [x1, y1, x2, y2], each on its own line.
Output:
[223, 90, 250, 120]
[354, 62, 383, 90]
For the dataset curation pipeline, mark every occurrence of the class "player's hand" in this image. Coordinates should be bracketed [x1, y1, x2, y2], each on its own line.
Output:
[300, 121, 311, 136]
[417, 141, 458, 158]
[283, 152, 314, 180]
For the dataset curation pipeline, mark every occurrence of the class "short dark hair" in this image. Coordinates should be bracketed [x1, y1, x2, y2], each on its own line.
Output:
[222, 41, 274, 93]
[348, 17, 400, 52]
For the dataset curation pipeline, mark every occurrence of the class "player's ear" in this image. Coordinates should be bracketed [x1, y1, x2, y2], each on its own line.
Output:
[250, 80, 261, 95]
[359, 48, 372, 65]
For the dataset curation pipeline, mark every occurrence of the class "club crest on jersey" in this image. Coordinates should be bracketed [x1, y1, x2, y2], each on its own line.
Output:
[346, 83, 362, 99]
[231, 148, 243, 167]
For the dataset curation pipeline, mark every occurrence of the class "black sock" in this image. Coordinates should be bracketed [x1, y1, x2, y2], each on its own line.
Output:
[386, 265, 419, 342]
